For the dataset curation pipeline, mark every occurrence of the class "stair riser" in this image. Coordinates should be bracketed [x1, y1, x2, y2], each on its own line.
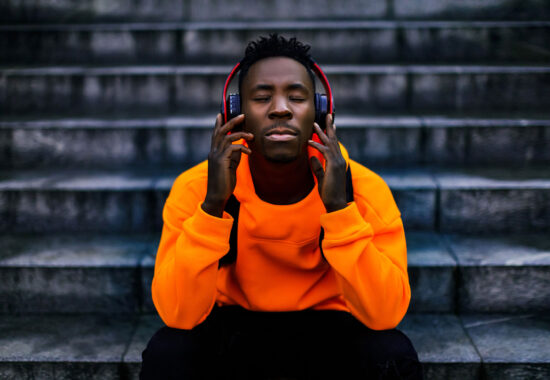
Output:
[2, 69, 549, 115]
[2, 186, 549, 233]
[0, 362, 121, 380]
[423, 126, 550, 166]
[440, 189, 550, 233]
[458, 266, 550, 313]
[422, 364, 481, 380]
[481, 363, 550, 379]
[408, 267, 456, 313]
[0, 267, 141, 314]
[393, 0, 550, 20]
[0, 260, 454, 313]
[0, 190, 167, 233]
[1, 0, 548, 22]
[3, 125, 548, 170]
[0, 188, 435, 233]
[2, 25, 548, 64]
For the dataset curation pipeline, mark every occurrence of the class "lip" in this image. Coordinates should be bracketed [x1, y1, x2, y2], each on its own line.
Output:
[265, 127, 298, 137]
[265, 133, 297, 141]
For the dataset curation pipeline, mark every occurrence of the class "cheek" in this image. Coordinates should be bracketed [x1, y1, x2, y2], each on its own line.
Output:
[299, 103, 316, 129]
[242, 105, 260, 133]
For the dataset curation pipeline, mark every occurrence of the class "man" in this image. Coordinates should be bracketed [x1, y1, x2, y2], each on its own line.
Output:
[141, 34, 422, 379]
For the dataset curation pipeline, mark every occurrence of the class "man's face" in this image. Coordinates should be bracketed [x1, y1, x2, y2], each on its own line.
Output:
[241, 56, 316, 163]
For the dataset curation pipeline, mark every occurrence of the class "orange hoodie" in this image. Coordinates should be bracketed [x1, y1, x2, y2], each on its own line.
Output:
[152, 144, 410, 330]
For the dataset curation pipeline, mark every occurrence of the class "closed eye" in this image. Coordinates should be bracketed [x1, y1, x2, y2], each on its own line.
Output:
[253, 96, 270, 102]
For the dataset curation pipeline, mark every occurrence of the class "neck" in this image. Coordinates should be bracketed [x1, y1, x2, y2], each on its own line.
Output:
[248, 152, 315, 205]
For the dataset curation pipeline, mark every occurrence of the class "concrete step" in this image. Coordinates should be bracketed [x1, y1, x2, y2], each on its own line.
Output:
[1, 313, 549, 379]
[1, 0, 549, 23]
[0, 234, 156, 314]
[2, 21, 549, 64]
[0, 232, 455, 314]
[1, 231, 548, 315]
[401, 313, 550, 379]
[1, 65, 549, 116]
[0, 314, 138, 379]
[444, 234, 550, 313]
[0, 167, 548, 233]
[431, 167, 550, 233]
[1, 115, 549, 170]
[459, 314, 550, 379]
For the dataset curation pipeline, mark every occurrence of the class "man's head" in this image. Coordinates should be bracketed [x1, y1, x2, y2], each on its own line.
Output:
[239, 35, 317, 164]
[238, 34, 316, 95]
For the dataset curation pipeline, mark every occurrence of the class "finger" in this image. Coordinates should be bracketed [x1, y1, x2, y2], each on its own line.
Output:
[229, 148, 243, 170]
[224, 143, 252, 156]
[310, 156, 325, 184]
[308, 139, 328, 154]
[219, 114, 245, 135]
[225, 131, 254, 143]
[213, 113, 222, 131]
[325, 114, 336, 138]
[313, 122, 329, 144]
[211, 114, 223, 145]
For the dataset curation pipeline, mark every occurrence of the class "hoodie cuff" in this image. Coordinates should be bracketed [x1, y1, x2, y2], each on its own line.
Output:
[184, 203, 234, 249]
[320, 202, 374, 244]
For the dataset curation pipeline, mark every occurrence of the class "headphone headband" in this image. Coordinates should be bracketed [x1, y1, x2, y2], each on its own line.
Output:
[221, 58, 334, 125]
[311, 61, 333, 117]
[222, 61, 242, 124]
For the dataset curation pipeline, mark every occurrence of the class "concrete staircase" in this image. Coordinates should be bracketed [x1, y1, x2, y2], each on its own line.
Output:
[1, 0, 549, 378]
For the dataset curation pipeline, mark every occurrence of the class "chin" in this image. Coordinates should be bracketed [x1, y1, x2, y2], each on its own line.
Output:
[265, 153, 297, 164]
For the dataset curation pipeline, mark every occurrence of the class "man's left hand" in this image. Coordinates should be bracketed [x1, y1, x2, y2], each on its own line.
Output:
[308, 114, 348, 213]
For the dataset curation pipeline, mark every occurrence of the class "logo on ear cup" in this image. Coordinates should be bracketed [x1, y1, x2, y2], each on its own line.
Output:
[314, 93, 328, 130]
[227, 94, 241, 121]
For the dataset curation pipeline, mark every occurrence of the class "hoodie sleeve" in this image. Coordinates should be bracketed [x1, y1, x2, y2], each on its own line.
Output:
[151, 166, 233, 329]
[319, 162, 410, 330]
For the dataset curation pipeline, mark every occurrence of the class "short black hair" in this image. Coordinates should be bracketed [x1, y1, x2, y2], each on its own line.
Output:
[238, 34, 316, 94]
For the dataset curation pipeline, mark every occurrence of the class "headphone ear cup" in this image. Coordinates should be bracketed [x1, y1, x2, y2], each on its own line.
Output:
[228, 94, 241, 121]
[221, 94, 241, 123]
[314, 93, 328, 130]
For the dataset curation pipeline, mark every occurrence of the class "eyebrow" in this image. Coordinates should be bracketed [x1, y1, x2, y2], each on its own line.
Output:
[251, 84, 274, 91]
[287, 83, 309, 92]
[251, 83, 310, 92]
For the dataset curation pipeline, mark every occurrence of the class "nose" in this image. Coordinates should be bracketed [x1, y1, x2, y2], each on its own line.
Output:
[268, 95, 292, 120]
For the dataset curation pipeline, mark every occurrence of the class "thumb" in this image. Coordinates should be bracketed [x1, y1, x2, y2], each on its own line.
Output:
[310, 156, 325, 185]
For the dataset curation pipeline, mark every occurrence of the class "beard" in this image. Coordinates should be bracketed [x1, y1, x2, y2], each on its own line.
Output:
[265, 153, 297, 164]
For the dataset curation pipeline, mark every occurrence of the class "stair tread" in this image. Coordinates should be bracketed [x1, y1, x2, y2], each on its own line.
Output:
[3, 64, 550, 74]
[0, 234, 155, 267]
[0, 314, 137, 362]
[2, 19, 550, 31]
[400, 314, 480, 363]
[2, 313, 548, 365]
[2, 114, 550, 129]
[461, 314, 550, 363]
[3, 232, 547, 268]
[445, 234, 550, 266]
[1, 166, 549, 190]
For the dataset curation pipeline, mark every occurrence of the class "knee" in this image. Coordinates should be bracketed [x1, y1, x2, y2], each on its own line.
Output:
[357, 329, 423, 379]
[142, 326, 190, 361]
[376, 329, 418, 360]
[140, 326, 201, 379]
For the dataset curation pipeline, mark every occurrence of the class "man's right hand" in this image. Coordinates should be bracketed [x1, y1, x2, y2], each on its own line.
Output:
[201, 113, 253, 217]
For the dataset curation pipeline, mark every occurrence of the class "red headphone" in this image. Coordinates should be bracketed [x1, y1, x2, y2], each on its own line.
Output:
[220, 59, 334, 130]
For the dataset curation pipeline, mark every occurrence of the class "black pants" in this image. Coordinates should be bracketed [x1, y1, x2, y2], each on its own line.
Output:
[140, 306, 422, 379]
